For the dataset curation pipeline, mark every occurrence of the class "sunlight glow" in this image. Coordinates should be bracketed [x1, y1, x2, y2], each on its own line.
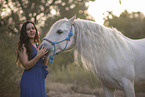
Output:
[1, 12, 6, 16]
[87, 0, 145, 25]
[51, 9, 57, 15]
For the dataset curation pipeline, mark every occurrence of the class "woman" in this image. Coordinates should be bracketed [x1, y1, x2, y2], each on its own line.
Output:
[16, 21, 48, 97]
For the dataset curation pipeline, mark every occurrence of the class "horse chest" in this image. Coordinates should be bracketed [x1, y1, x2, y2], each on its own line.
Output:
[94, 60, 128, 89]
[97, 69, 123, 89]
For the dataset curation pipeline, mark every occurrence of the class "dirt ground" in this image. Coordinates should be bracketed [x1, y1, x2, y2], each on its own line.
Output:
[46, 82, 145, 97]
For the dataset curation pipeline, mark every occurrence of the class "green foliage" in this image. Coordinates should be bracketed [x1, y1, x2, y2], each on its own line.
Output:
[0, 0, 95, 37]
[119, 0, 121, 4]
[104, 10, 145, 39]
[48, 63, 101, 89]
[0, 33, 21, 97]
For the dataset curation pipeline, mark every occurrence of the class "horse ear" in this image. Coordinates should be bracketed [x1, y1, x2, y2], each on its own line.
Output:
[68, 15, 76, 25]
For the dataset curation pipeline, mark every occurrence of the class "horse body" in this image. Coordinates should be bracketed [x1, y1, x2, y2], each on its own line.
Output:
[133, 39, 145, 86]
[40, 16, 145, 97]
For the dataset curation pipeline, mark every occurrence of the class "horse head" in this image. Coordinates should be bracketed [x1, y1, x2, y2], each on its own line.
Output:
[40, 16, 76, 61]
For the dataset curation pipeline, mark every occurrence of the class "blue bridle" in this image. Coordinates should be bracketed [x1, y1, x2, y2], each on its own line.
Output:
[43, 25, 73, 63]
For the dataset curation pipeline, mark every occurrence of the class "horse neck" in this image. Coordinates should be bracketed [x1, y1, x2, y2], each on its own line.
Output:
[73, 20, 110, 70]
[74, 20, 110, 55]
[73, 20, 131, 72]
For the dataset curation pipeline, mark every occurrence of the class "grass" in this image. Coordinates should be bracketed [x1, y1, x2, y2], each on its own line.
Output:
[46, 63, 145, 97]
[1, 61, 145, 97]
[47, 63, 102, 89]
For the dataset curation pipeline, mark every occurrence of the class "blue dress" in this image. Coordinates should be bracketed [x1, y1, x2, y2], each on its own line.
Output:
[20, 44, 48, 97]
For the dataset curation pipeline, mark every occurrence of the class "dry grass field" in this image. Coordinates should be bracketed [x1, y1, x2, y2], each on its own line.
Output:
[1, 64, 145, 97]
[45, 64, 145, 97]
[46, 81, 145, 97]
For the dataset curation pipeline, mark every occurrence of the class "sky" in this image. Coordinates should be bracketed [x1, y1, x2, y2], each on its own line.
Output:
[87, 0, 145, 25]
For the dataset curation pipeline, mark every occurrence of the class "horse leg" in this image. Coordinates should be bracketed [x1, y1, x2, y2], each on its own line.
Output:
[122, 78, 135, 97]
[103, 84, 115, 97]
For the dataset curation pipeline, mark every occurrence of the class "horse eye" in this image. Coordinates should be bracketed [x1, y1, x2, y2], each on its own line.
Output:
[57, 30, 63, 34]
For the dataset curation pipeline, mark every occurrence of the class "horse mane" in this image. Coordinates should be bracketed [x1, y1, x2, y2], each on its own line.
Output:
[73, 19, 132, 73]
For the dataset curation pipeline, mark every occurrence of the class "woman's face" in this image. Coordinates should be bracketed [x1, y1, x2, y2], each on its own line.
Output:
[26, 23, 36, 39]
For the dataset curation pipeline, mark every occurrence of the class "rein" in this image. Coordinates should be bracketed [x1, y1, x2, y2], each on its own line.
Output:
[43, 25, 73, 63]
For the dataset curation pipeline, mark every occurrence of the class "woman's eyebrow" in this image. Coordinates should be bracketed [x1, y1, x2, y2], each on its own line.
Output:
[27, 26, 34, 29]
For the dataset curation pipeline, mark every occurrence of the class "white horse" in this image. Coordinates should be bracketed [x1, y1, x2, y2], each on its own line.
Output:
[40, 16, 145, 97]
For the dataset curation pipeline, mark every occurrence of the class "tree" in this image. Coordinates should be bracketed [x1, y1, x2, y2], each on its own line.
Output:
[1, 0, 95, 36]
[104, 10, 145, 39]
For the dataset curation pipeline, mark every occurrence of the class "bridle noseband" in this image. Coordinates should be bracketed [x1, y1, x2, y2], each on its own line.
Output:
[43, 25, 73, 63]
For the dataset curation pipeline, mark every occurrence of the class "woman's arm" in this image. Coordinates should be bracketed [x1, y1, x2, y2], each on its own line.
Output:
[19, 45, 48, 70]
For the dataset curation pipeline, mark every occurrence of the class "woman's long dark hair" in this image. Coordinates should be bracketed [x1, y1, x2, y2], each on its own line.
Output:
[16, 21, 40, 65]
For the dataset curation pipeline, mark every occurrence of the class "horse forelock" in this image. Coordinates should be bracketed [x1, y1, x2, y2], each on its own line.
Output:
[73, 19, 132, 73]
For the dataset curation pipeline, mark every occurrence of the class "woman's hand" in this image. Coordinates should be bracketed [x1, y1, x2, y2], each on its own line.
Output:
[36, 45, 48, 58]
